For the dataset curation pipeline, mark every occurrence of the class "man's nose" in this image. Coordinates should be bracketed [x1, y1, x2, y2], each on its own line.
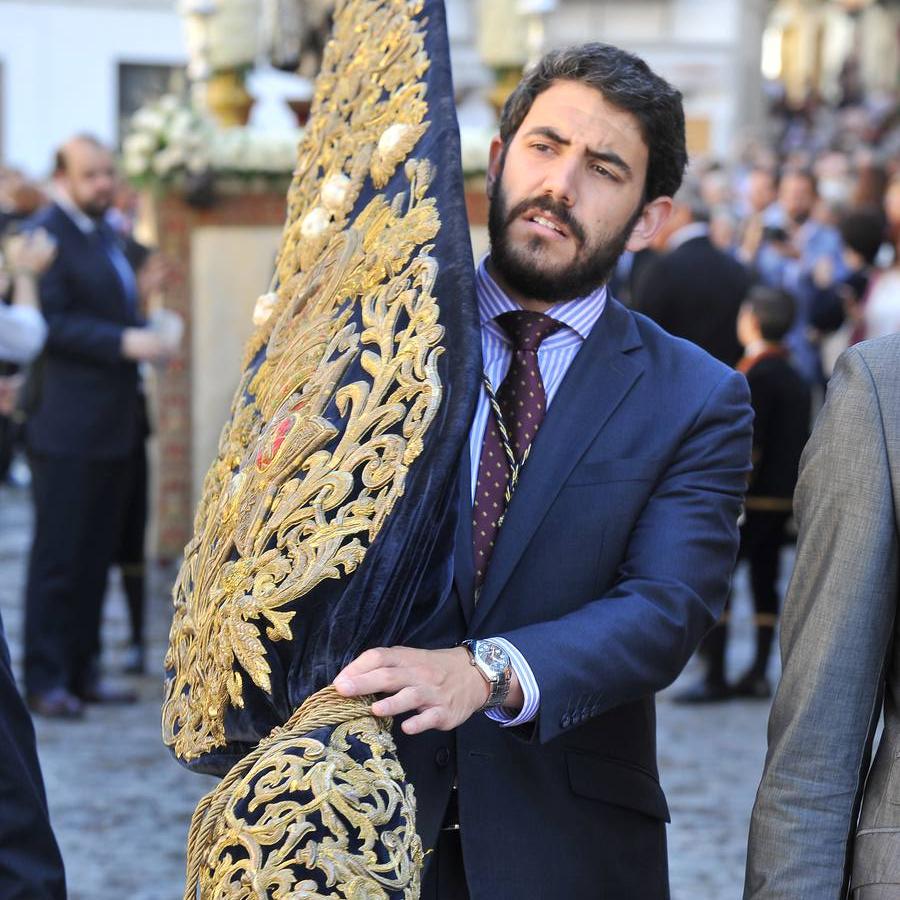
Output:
[541, 157, 578, 207]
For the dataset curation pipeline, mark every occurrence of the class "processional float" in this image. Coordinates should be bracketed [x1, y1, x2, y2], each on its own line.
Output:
[161, 0, 480, 896]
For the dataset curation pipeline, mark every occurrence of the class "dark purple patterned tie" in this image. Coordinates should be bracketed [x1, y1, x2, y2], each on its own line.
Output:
[473, 310, 564, 585]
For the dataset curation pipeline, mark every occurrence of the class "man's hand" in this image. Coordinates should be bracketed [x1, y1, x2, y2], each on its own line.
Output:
[121, 327, 174, 364]
[137, 253, 174, 303]
[4, 229, 57, 277]
[333, 646, 494, 735]
[0, 374, 24, 417]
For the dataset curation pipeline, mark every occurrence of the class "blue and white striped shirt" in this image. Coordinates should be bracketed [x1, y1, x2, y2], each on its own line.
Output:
[472, 257, 607, 727]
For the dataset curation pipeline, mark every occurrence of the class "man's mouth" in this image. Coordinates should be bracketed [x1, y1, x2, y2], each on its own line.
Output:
[524, 211, 569, 238]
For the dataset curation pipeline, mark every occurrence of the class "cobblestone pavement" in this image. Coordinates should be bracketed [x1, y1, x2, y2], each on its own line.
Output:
[1, 481, 783, 899]
[659, 556, 783, 899]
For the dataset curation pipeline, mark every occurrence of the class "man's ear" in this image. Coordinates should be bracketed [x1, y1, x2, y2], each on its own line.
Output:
[625, 196, 673, 252]
[485, 136, 504, 200]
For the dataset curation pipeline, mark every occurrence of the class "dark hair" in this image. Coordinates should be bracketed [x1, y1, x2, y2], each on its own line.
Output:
[838, 207, 885, 264]
[498, 43, 687, 202]
[53, 134, 107, 176]
[744, 286, 796, 342]
[777, 166, 817, 195]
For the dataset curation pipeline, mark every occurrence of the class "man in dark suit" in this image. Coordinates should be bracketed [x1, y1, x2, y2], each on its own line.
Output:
[632, 182, 752, 367]
[23, 135, 173, 718]
[677, 287, 811, 703]
[335, 45, 753, 898]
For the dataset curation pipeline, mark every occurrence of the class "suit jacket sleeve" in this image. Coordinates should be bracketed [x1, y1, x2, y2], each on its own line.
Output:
[498, 367, 753, 744]
[39, 252, 126, 366]
[744, 346, 899, 900]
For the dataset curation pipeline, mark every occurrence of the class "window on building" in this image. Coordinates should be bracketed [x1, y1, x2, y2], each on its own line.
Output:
[117, 62, 187, 147]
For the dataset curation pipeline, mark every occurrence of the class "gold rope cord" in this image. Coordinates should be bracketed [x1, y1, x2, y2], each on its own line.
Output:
[162, 0, 442, 763]
[184, 686, 423, 900]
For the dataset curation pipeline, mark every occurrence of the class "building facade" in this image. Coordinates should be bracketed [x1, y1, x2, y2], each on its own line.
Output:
[0, 0, 186, 174]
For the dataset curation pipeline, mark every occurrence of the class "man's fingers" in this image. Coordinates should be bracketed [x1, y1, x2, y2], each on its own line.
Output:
[370, 686, 426, 718]
[401, 706, 446, 735]
[335, 646, 422, 685]
[332, 646, 468, 735]
[334, 649, 389, 689]
[333, 665, 414, 698]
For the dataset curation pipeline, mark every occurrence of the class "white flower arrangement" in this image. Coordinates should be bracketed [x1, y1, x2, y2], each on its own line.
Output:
[123, 96, 215, 183]
[123, 95, 303, 187]
[123, 96, 497, 191]
[208, 126, 302, 175]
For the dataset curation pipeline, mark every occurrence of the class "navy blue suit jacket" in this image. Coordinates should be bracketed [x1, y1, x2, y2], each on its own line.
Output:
[395, 297, 753, 899]
[25, 203, 143, 460]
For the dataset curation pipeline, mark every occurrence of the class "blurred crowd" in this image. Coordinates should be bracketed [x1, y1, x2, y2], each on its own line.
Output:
[620, 75, 900, 371]
[603, 81, 900, 705]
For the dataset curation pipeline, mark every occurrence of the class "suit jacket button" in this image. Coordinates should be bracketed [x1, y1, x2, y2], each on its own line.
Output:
[435, 747, 451, 768]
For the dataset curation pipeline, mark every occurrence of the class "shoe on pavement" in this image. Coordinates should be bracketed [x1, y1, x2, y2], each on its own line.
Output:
[671, 679, 733, 704]
[27, 687, 84, 719]
[731, 673, 772, 700]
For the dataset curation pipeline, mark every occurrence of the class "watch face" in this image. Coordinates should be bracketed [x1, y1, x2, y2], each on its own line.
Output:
[477, 641, 509, 675]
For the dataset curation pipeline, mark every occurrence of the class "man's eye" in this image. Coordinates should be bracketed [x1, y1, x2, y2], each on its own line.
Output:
[532, 143, 552, 153]
[591, 165, 614, 179]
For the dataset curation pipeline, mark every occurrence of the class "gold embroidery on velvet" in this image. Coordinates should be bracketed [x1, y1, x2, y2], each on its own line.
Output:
[184, 688, 423, 900]
[185, 688, 423, 900]
[162, 0, 440, 763]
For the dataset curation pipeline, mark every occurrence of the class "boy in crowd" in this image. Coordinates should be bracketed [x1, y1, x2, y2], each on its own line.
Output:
[678, 286, 811, 701]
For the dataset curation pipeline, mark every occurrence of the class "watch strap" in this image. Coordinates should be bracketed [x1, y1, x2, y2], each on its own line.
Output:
[462, 639, 512, 710]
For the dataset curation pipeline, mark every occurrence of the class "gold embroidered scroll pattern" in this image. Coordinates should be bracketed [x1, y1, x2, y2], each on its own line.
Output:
[185, 688, 423, 900]
[163, 166, 442, 760]
[162, 0, 441, 763]
[244, 0, 429, 366]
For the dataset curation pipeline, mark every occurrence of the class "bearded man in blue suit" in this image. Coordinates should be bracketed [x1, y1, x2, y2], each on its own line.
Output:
[335, 43, 753, 899]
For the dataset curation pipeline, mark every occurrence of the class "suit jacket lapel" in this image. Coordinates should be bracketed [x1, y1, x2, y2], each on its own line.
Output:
[470, 298, 644, 632]
[52, 203, 133, 317]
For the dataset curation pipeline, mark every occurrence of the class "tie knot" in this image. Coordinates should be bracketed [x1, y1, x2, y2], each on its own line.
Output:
[495, 310, 563, 351]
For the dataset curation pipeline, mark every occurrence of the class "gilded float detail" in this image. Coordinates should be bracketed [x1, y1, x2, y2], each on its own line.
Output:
[162, 0, 440, 765]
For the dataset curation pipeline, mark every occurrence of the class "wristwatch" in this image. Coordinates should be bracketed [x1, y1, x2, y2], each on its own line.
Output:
[461, 639, 512, 710]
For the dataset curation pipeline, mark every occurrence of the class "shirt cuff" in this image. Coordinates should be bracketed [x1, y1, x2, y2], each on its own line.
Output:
[483, 636, 540, 727]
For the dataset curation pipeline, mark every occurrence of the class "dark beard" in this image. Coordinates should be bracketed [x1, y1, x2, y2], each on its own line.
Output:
[80, 198, 112, 220]
[487, 179, 642, 304]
